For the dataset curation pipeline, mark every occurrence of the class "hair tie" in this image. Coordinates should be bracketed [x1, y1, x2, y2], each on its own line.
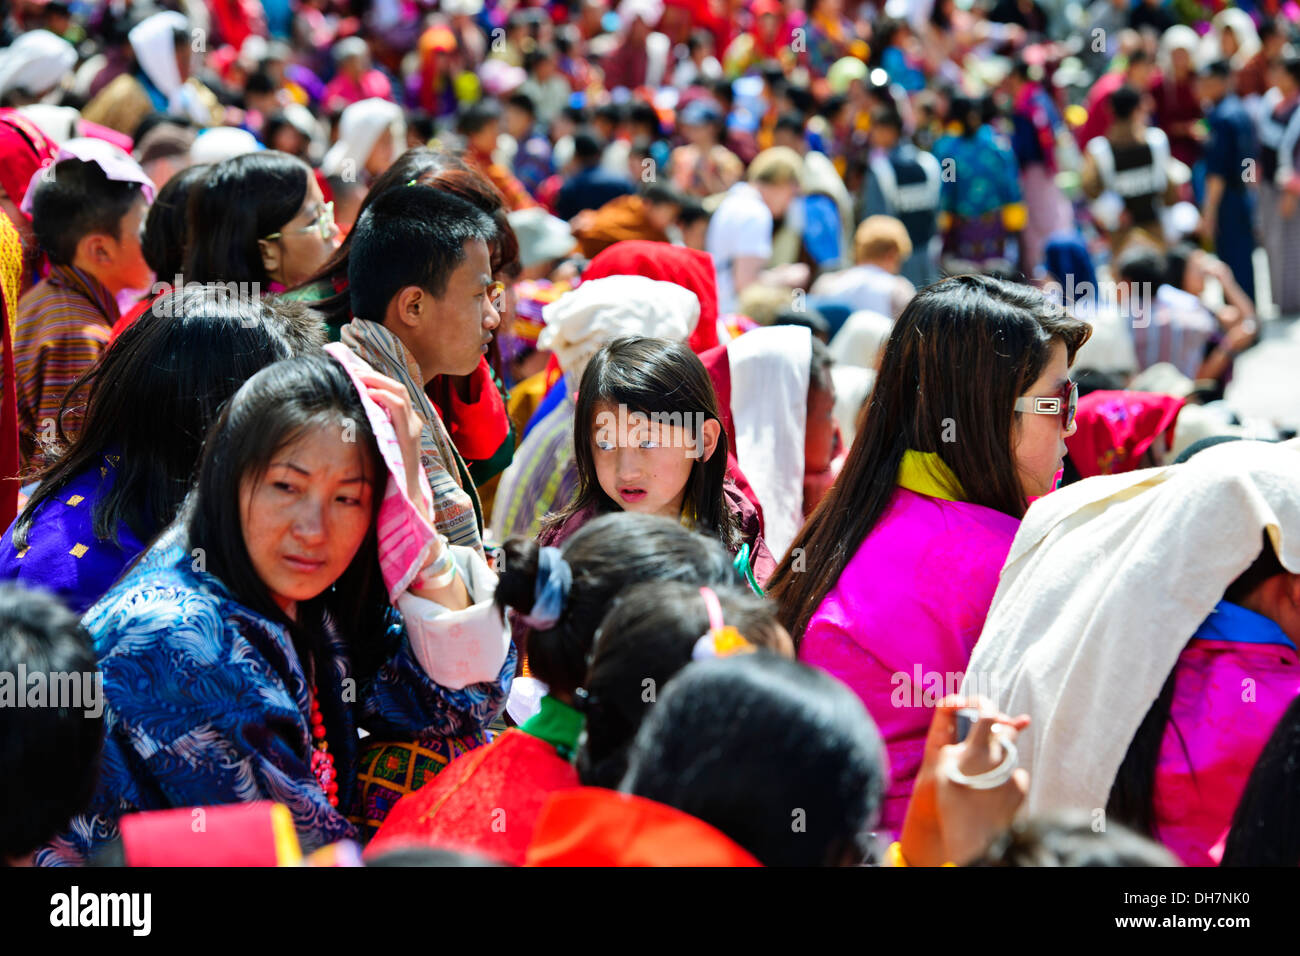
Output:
[518, 546, 572, 631]
[692, 586, 754, 661]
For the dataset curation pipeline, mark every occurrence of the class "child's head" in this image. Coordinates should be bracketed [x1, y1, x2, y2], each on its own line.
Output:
[578, 581, 794, 788]
[971, 812, 1178, 867]
[30, 155, 152, 294]
[620, 653, 887, 866]
[0, 583, 104, 863]
[494, 513, 742, 699]
[565, 336, 736, 545]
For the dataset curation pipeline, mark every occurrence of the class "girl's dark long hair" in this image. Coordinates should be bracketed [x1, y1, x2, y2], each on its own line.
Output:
[141, 162, 210, 280]
[15, 287, 314, 549]
[493, 512, 740, 698]
[767, 274, 1091, 644]
[186, 352, 388, 678]
[547, 336, 741, 550]
[183, 150, 310, 285]
[289, 146, 521, 329]
[1221, 694, 1300, 866]
[578, 580, 787, 789]
[1107, 533, 1288, 843]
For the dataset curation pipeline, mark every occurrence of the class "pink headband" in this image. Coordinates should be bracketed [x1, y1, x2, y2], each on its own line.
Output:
[323, 343, 439, 603]
[20, 137, 156, 216]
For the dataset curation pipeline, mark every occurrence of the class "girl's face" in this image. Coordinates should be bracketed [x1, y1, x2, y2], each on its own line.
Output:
[1011, 339, 1075, 500]
[590, 400, 720, 520]
[240, 422, 377, 620]
[260, 172, 340, 288]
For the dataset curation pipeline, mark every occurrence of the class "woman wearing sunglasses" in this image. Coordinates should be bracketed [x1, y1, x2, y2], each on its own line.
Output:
[766, 274, 1090, 836]
[184, 151, 340, 292]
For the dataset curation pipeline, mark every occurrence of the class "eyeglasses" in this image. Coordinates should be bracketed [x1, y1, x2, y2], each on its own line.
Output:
[1014, 379, 1078, 431]
[263, 201, 336, 242]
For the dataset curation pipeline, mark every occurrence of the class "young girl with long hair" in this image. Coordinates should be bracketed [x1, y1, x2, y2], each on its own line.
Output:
[540, 335, 774, 590]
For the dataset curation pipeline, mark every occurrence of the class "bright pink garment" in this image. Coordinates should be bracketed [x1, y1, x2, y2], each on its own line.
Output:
[323, 71, 395, 112]
[798, 487, 1019, 834]
[1154, 639, 1300, 866]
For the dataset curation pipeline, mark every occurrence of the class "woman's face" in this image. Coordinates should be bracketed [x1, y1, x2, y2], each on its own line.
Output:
[263, 172, 339, 287]
[1011, 339, 1074, 500]
[590, 400, 719, 520]
[239, 422, 377, 620]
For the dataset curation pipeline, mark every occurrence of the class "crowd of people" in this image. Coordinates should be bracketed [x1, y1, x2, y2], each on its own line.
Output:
[0, 0, 1298, 869]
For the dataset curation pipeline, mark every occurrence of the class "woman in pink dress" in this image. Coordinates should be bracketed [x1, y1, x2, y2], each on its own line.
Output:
[766, 274, 1091, 834]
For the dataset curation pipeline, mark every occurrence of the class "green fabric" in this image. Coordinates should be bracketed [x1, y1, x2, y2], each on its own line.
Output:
[519, 694, 585, 761]
[733, 542, 763, 597]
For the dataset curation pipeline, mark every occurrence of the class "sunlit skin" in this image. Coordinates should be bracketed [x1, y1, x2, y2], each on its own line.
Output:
[590, 400, 721, 520]
[387, 238, 501, 379]
[73, 195, 152, 296]
[239, 426, 377, 622]
[258, 172, 340, 288]
[1011, 339, 1075, 499]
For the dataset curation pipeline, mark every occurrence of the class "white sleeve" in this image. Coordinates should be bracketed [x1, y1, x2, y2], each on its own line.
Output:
[395, 545, 513, 691]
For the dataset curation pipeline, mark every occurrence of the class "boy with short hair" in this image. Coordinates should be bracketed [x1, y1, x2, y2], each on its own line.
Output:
[17, 146, 152, 467]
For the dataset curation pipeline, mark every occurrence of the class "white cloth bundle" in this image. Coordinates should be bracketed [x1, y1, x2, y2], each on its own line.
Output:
[726, 325, 811, 562]
[963, 438, 1300, 817]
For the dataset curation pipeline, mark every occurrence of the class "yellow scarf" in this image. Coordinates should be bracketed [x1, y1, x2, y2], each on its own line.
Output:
[896, 450, 966, 503]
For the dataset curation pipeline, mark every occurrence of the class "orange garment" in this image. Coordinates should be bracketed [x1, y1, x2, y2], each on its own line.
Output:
[570, 195, 670, 258]
[525, 787, 762, 867]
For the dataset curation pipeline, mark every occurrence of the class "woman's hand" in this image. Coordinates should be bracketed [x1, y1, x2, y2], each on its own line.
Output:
[354, 369, 431, 525]
[897, 695, 1030, 866]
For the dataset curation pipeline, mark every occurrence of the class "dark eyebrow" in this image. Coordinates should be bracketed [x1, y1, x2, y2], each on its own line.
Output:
[270, 462, 373, 484]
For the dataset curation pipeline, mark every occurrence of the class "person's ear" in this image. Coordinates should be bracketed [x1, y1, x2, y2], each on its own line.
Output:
[258, 237, 282, 284]
[699, 417, 721, 463]
[392, 285, 426, 331]
[76, 232, 116, 269]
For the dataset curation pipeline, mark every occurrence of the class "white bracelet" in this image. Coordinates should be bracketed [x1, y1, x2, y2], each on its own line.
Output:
[943, 725, 1018, 790]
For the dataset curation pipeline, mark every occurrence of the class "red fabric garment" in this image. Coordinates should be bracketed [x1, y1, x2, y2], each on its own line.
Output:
[367, 730, 579, 866]
[119, 802, 301, 866]
[427, 356, 510, 461]
[698, 342, 764, 529]
[525, 787, 762, 866]
[0, 109, 56, 225]
[108, 293, 158, 345]
[1064, 390, 1185, 479]
[582, 240, 720, 353]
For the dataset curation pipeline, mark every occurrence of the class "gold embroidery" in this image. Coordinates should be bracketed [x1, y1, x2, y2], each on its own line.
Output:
[69, 543, 89, 558]
[66, 495, 84, 506]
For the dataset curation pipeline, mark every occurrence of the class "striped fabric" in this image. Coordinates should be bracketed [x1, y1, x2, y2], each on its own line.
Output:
[13, 264, 118, 469]
[490, 396, 579, 542]
[1130, 285, 1218, 381]
[339, 319, 485, 557]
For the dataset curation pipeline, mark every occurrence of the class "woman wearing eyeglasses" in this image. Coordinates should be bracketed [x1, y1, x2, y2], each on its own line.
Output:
[184, 150, 340, 292]
[766, 273, 1091, 836]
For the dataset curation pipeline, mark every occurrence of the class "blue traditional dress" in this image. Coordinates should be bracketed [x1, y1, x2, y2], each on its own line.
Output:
[36, 525, 515, 865]
[0, 454, 144, 616]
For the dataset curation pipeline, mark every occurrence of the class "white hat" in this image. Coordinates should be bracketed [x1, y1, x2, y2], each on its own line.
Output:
[0, 29, 77, 100]
[508, 208, 576, 268]
[190, 127, 262, 165]
[540, 276, 698, 385]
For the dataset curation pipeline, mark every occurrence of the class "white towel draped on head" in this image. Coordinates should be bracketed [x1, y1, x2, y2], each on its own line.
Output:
[539, 275, 697, 387]
[320, 98, 404, 179]
[129, 11, 188, 102]
[726, 325, 811, 562]
[962, 439, 1300, 819]
[0, 29, 77, 100]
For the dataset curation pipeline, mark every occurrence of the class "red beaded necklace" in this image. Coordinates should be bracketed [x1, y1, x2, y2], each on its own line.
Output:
[309, 683, 339, 808]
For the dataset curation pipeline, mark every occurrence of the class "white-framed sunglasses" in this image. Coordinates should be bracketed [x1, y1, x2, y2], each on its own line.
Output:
[1014, 379, 1078, 431]
[263, 201, 336, 242]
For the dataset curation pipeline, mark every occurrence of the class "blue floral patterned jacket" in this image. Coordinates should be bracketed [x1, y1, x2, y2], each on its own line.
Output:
[36, 527, 515, 865]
